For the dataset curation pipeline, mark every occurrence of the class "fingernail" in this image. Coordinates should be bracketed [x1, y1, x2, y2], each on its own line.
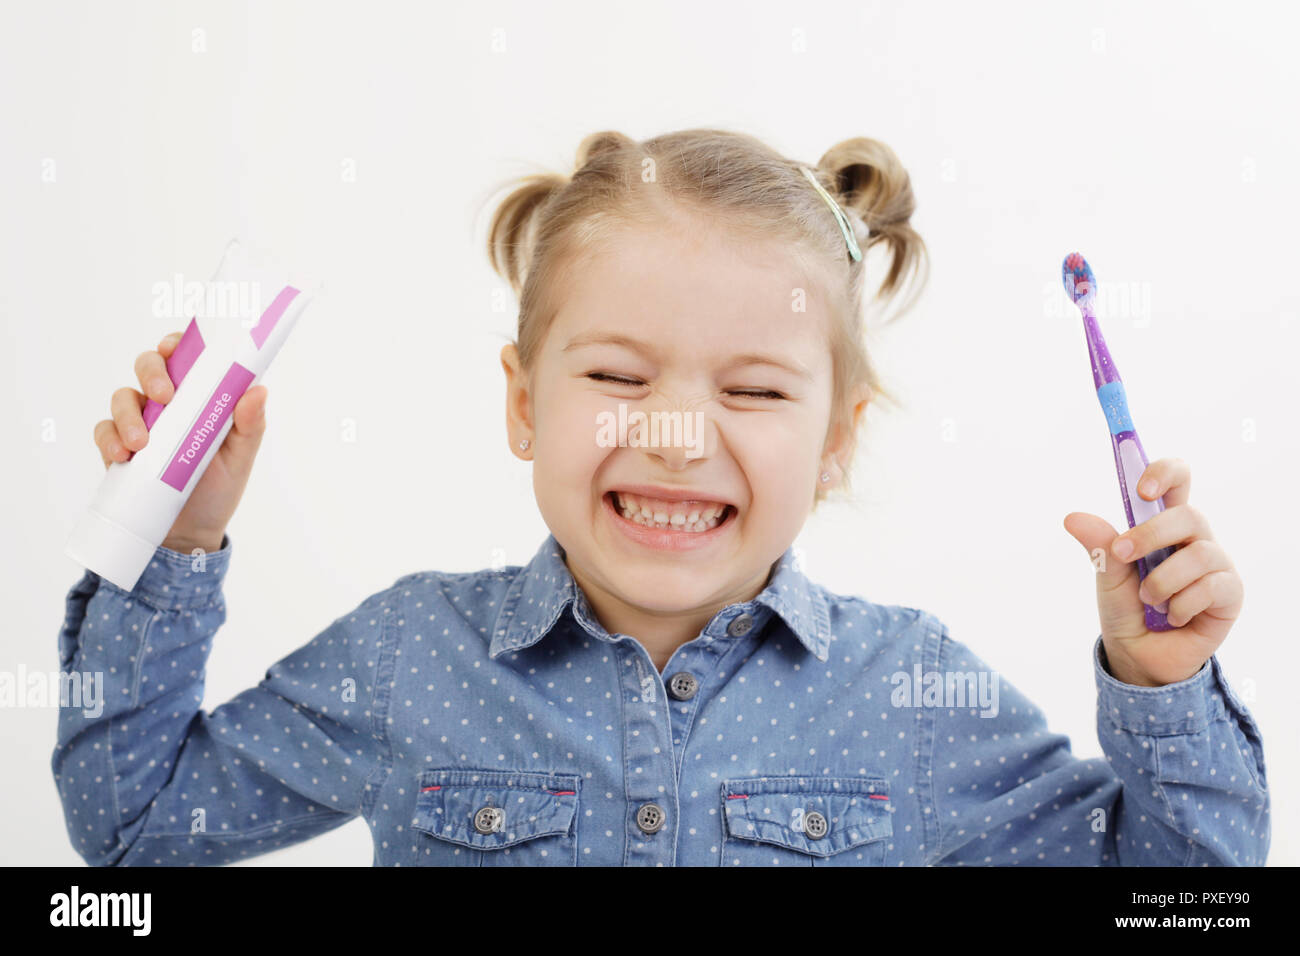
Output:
[1112, 538, 1133, 559]
[150, 378, 169, 398]
[1139, 478, 1157, 497]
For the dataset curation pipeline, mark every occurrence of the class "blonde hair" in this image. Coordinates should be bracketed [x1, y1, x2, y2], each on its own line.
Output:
[484, 128, 929, 505]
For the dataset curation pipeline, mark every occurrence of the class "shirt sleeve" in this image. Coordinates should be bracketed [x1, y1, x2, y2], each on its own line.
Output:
[921, 618, 1269, 866]
[52, 535, 396, 866]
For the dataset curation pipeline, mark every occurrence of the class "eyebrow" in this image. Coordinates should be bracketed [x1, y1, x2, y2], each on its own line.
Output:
[561, 331, 812, 380]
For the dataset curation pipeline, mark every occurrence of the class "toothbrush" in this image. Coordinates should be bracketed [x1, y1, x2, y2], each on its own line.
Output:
[1062, 252, 1177, 631]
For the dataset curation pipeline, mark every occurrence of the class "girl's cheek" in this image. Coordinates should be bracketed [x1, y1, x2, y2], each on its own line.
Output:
[539, 391, 602, 449]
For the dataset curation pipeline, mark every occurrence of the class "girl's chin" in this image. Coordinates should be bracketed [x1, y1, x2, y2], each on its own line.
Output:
[600, 577, 724, 615]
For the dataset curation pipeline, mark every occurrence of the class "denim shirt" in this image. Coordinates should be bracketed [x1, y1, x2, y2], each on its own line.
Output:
[53, 532, 1270, 866]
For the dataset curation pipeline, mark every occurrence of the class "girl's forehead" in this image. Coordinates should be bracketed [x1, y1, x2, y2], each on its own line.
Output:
[549, 226, 835, 365]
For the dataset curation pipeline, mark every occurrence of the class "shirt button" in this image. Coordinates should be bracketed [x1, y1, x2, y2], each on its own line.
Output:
[803, 810, 828, 840]
[473, 806, 504, 834]
[667, 671, 698, 700]
[727, 613, 754, 636]
[636, 803, 666, 834]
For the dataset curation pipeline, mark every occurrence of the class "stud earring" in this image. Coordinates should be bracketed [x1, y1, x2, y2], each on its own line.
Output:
[519, 439, 530, 451]
[820, 472, 830, 483]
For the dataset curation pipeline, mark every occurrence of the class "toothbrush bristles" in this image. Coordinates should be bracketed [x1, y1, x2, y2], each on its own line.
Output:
[1061, 252, 1096, 306]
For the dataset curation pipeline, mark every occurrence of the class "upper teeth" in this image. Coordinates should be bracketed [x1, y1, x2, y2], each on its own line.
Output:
[613, 492, 729, 532]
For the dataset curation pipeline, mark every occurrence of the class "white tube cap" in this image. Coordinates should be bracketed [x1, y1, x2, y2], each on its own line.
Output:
[64, 508, 158, 593]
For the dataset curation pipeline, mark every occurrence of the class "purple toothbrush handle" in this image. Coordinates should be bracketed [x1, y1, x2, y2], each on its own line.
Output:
[1110, 429, 1177, 630]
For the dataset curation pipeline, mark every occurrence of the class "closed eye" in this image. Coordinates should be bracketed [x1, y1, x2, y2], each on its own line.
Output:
[585, 373, 786, 401]
[586, 372, 645, 387]
[726, 389, 786, 400]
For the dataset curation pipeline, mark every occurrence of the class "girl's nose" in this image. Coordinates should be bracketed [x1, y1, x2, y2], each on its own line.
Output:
[637, 397, 714, 469]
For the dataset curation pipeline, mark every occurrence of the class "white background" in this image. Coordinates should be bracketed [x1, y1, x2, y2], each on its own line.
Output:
[2, 0, 1295, 866]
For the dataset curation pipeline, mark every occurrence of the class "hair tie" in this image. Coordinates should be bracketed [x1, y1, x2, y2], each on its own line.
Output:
[799, 166, 863, 263]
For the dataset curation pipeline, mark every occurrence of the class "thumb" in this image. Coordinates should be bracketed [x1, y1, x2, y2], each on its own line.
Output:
[1064, 510, 1148, 641]
[223, 384, 268, 458]
[1063, 511, 1132, 587]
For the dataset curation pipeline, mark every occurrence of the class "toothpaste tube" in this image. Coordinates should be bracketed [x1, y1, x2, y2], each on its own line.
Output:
[64, 239, 315, 591]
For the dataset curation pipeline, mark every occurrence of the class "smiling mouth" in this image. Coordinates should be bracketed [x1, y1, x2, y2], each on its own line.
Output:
[605, 491, 735, 534]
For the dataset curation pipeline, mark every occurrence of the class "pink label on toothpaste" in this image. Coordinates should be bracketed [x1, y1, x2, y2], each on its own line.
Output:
[250, 286, 300, 350]
[141, 316, 206, 431]
[160, 361, 256, 492]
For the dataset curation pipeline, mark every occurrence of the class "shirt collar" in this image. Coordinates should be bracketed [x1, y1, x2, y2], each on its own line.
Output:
[489, 534, 831, 663]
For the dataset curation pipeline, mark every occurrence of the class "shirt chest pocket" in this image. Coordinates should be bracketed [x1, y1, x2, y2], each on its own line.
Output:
[720, 775, 893, 867]
[410, 768, 580, 866]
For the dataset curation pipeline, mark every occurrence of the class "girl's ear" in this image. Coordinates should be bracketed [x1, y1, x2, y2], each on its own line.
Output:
[500, 343, 534, 459]
[821, 383, 872, 469]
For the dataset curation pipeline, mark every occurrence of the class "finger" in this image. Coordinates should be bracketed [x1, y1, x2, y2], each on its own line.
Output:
[229, 384, 268, 436]
[1111, 502, 1212, 564]
[93, 418, 129, 466]
[1135, 538, 1233, 607]
[218, 385, 268, 468]
[134, 349, 174, 403]
[1165, 569, 1244, 629]
[1137, 456, 1191, 509]
[157, 330, 184, 358]
[110, 386, 149, 451]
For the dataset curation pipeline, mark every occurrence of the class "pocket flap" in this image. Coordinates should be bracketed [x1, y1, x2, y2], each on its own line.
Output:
[413, 768, 579, 850]
[722, 775, 892, 857]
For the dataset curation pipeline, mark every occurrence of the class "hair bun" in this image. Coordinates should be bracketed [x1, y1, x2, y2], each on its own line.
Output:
[575, 130, 637, 171]
[816, 137, 917, 238]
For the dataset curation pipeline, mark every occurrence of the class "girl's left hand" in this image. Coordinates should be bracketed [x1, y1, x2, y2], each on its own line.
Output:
[1062, 457, 1244, 687]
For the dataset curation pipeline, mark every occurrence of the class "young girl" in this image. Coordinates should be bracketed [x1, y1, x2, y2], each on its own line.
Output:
[54, 128, 1268, 866]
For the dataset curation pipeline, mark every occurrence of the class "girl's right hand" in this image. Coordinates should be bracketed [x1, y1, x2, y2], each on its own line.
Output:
[93, 330, 270, 555]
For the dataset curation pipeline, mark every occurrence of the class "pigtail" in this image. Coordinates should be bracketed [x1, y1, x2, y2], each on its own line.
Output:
[486, 131, 641, 298]
[485, 171, 567, 298]
[816, 138, 930, 324]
